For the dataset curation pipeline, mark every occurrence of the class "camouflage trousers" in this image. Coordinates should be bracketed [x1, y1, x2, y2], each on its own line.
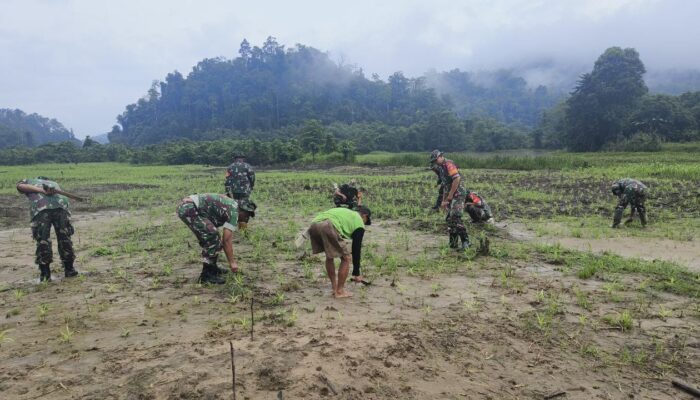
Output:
[433, 185, 446, 210]
[613, 191, 647, 227]
[31, 209, 75, 266]
[177, 202, 221, 264]
[466, 202, 493, 223]
[446, 191, 468, 236]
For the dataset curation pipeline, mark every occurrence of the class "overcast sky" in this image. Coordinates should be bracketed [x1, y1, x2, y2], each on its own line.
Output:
[1, 0, 698, 138]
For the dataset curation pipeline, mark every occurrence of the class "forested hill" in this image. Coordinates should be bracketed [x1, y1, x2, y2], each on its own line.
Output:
[108, 38, 559, 146]
[0, 109, 78, 149]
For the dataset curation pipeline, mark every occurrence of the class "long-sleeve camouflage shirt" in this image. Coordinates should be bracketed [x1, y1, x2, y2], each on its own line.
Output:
[225, 161, 255, 196]
[614, 178, 647, 206]
[17, 178, 70, 221]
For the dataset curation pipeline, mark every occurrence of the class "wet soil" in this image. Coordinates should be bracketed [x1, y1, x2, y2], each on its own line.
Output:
[0, 210, 697, 399]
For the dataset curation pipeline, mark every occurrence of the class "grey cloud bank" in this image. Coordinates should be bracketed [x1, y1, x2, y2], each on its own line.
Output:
[1, 0, 698, 138]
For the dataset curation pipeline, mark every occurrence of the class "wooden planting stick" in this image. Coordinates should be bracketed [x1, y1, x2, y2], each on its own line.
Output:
[229, 342, 236, 400]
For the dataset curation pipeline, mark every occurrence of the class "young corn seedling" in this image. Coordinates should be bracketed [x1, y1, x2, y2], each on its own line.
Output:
[37, 304, 50, 323]
[59, 325, 74, 343]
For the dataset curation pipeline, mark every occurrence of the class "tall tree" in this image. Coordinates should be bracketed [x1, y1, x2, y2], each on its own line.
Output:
[564, 47, 648, 151]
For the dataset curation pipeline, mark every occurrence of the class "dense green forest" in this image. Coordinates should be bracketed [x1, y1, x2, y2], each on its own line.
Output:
[1, 40, 700, 165]
[0, 109, 79, 149]
[536, 47, 700, 151]
[107, 37, 540, 149]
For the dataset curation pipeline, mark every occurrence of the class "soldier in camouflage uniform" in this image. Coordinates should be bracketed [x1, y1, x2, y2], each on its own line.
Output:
[225, 153, 255, 202]
[611, 178, 648, 228]
[333, 179, 364, 210]
[465, 191, 495, 224]
[430, 150, 470, 250]
[177, 193, 256, 284]
[16, 177, 79, 282]
[430, 164, 446, 211]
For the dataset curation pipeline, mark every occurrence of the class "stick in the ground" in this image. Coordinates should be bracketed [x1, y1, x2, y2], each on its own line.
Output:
[229, 342, 236, 400]
[672, 378, 700, 398]
[544, 391, 566, 399]
[317, 374, 338, 395]
[250, 296, 254, 341]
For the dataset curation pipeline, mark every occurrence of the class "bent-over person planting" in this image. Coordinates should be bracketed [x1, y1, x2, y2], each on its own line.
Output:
[177, 193, 255, 284]
[307, 206, 371, 298]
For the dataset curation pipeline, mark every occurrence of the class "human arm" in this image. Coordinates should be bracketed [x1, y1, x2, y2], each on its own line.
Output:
[248, 168, 255, 189]
[350, 228, 365, 277]
[441, 175, 461, 208]
[222, 228, 238, 272]
[17, 182, 53, 195]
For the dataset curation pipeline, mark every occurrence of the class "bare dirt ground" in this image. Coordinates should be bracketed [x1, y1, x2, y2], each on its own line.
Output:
[500, 221, 700, 273]
[0, 210, 698, 399]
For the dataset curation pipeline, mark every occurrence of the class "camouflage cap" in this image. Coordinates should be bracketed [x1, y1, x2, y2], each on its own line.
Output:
[232, 152, 246, 160]
[238, 199, 257, 217]
[611, 181, 622, 195]
[429, 150, 443, 163]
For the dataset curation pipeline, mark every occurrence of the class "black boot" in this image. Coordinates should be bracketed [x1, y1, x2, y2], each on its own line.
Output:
[63, 261, 79, 278]
[459, 232, 470, 250]
[449, 233, 459, 248]
[198, 263, 226, 284]
[39, 264, 51, 282]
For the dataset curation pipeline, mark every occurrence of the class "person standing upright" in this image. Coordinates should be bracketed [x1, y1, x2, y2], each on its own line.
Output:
[225, 153, 256, 229]
[430, 150, 470, 250]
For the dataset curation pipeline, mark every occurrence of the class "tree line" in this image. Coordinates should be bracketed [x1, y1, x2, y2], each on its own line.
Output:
[1, 41, 700, 165]
[0, 109, 79, 149]
[535, 47, 700, 151]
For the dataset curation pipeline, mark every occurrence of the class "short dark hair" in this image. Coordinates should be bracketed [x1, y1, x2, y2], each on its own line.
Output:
[357, 206, 372, 225]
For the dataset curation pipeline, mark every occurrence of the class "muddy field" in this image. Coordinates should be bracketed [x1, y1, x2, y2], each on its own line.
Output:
[0, 164, 699, 399]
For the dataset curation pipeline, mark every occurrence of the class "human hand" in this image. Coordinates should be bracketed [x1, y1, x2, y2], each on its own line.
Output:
[42, 185, 56, 195]
[229, 261, 239, 273]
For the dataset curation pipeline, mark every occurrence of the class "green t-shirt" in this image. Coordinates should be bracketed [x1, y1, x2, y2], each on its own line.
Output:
[17, 178, 70, 220]
[313, 207, 364, 239]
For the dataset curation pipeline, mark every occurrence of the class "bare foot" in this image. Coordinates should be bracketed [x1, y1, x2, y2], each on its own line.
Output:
[334, 290, 353, 298]
[351, 275, 364, 283]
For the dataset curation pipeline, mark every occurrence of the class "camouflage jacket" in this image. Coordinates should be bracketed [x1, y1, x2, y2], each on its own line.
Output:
[337, 183, 359, 202]
[439, 160, 467, 197]
[225, 161, 255, 196]
[189, 193, 238, 231]
[17, 178, 70, 221]
[466, 192, 487, 208]
[430, 164, 445, 187]
[615, 178, 647, 204]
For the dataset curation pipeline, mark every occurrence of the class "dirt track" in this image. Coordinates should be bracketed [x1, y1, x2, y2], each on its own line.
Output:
[500, 221, 700, 273]
[0, 211, 698, 399]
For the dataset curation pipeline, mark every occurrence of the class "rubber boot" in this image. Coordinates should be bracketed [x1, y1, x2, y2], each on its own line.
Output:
[39, 264, 51, 282]
[63, 261, 79, 278]
[198, 263, 226, 284]
[449, 233, 459, 249]
[459, 232, 470, 250]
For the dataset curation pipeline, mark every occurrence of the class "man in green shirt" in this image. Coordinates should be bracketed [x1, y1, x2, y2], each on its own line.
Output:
[177, 193, 255, 284]
[308, 206, 371, 298]
[16, 177, 79, 282]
